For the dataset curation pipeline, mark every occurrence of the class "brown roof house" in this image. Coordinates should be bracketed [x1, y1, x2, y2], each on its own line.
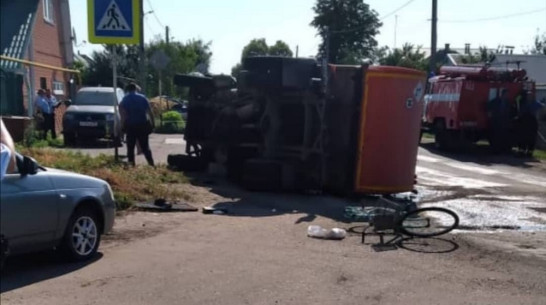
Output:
[1, 0, 78, 141]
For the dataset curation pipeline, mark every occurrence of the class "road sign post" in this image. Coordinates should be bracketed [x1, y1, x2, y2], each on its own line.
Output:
[112, 47, 119, 160]
[88, 0, 141, 162]
[150, 49, 170, 113]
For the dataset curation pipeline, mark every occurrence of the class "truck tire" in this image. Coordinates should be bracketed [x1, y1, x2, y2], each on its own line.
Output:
[242, 159, 282, 191]
[167, 154, 208, 172]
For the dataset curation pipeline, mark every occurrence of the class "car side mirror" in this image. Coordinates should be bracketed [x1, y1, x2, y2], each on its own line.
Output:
[17, 155, 39, 176]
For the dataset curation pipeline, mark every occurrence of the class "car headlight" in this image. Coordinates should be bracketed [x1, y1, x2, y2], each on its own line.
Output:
[105, 114, 115, 121]
[64, 113, 75, 121]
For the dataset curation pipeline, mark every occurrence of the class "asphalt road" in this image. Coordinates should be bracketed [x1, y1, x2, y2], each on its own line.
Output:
[1, 138, 545, 304]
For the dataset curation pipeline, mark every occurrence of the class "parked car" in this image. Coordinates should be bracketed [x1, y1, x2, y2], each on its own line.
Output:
[171, 102, 188, 121]
[158, 96, 188, 121]
[63, 87, 124, 145]
[0, 153, 116, 269]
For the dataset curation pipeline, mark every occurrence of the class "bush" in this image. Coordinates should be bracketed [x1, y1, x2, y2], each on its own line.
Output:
[157, 111, 185, 134]
[22, 122, 64, 148]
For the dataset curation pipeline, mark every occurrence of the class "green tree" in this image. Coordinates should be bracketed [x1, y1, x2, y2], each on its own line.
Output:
[268, 40, 293, 57]
[460, 46, 496, 64]
[146, 39, 212, 97]
[80, 45, 140, 88]
[231, 38, 293, 78]
[379, 43, 427, 71]
[311, 0, 382, 64]
[241, 38, 269, 59]
[81, 39, 212, 98]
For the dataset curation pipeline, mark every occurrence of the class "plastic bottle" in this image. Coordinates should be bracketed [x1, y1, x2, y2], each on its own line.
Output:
[327, 228, 347, 240]
[307, 226, 347, 240]
[307, 225, 329, 238]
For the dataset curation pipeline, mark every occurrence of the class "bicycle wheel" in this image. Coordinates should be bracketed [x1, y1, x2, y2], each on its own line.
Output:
[398, 207, 459, 237]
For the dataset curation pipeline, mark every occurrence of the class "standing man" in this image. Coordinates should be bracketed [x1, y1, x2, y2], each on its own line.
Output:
[35, 89, 59, 139]
[45, 88, 60, 139]
[487, 89, 513, 153]
[119, 83, 155, 166]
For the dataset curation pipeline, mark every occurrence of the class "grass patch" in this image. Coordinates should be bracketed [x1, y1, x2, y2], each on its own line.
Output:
[17, 147, 190, 209]
[422, 132, 434, 139]
[533, 149, 546, 160]
[22, 124, 64, 148]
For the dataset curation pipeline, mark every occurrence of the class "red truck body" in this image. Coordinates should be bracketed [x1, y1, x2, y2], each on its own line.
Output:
[423, 66, 535, 147]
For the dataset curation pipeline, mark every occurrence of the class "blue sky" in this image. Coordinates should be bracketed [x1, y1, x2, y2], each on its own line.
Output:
[71, 0, 546, 74]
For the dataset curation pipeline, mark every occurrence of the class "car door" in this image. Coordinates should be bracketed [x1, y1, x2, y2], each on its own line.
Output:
[0, 171, 60, 253]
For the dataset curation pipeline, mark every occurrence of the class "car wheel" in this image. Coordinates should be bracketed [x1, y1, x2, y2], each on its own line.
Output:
[60, 207, 101, 261]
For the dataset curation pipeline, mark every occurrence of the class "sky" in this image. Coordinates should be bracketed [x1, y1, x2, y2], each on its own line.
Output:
[70, 0, 546, 74]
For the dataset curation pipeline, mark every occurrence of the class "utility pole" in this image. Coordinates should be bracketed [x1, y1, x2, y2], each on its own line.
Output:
[296, 45, 299, 58]
[394, 15, 398, 49]
[139, 0, 146, 93]
[429, 0, 438, 75]
[322, 27, 330, 91]
[165, 26, 170, 44]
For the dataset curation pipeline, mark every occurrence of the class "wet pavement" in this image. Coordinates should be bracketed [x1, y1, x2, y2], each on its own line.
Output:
[416, 146, 546, 233]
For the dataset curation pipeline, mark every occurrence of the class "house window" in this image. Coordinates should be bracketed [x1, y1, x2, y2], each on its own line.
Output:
[40, 77, 47, 90]
[43, 0, 54, 24]
[53, 81, 64, 95]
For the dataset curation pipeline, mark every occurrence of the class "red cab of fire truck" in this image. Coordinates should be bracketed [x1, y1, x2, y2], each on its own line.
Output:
[422, 65, 536, 149]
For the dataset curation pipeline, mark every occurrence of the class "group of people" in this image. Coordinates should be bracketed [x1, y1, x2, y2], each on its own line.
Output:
[487, 88, 543, 156]
[34, 88, 60, 139]
[31, 83, 155, 166]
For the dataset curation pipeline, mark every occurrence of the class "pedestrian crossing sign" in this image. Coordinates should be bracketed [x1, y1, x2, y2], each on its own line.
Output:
[88, 0, 140, 44]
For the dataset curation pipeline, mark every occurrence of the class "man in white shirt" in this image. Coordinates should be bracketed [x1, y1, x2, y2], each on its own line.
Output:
[44, 89, 60, 139]
[0, 118, 16, 180]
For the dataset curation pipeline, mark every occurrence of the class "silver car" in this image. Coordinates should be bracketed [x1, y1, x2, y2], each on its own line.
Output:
[0, 154, 116, 268]
[62, 87, 124, 145]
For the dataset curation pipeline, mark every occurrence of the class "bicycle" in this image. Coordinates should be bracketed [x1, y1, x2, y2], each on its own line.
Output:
[345, 195, 459, 251]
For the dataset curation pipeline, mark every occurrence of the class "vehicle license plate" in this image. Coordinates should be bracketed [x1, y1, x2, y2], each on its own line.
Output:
[80, 121, 98, 127]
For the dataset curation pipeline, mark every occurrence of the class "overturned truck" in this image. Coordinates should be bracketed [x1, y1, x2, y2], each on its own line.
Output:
[172, 57, 426, 196]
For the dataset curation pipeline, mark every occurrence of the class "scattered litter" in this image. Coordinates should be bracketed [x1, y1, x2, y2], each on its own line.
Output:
[344, 206, 396, 222]
[203, 206, 228, 215]
[135, 199, 198, 212]
[307, 225, 346, 240]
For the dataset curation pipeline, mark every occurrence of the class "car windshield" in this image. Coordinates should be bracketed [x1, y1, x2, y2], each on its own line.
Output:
[74, 91, 118, 106]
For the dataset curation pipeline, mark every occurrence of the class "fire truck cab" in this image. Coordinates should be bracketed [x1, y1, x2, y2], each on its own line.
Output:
[423, 65, 536, 150]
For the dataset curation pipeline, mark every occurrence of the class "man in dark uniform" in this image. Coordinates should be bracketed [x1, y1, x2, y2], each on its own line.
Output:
[516, 91, 542, 156]
[487, 89, 513, 153]
[119, 83, 155, 166]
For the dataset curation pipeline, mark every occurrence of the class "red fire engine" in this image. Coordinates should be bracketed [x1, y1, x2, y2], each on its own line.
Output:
[422, 65, 536, 150]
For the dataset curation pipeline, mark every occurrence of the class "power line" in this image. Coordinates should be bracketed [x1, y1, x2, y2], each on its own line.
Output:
[440, 7, 546, 23]
[331, 0, 415, 34]
[381, 0, 415, 21]
[144, 17, 157, 39]
[145, 0, 164, 28]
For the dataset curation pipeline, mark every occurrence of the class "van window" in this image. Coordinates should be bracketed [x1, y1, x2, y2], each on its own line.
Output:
[73, 91, 118, 106]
